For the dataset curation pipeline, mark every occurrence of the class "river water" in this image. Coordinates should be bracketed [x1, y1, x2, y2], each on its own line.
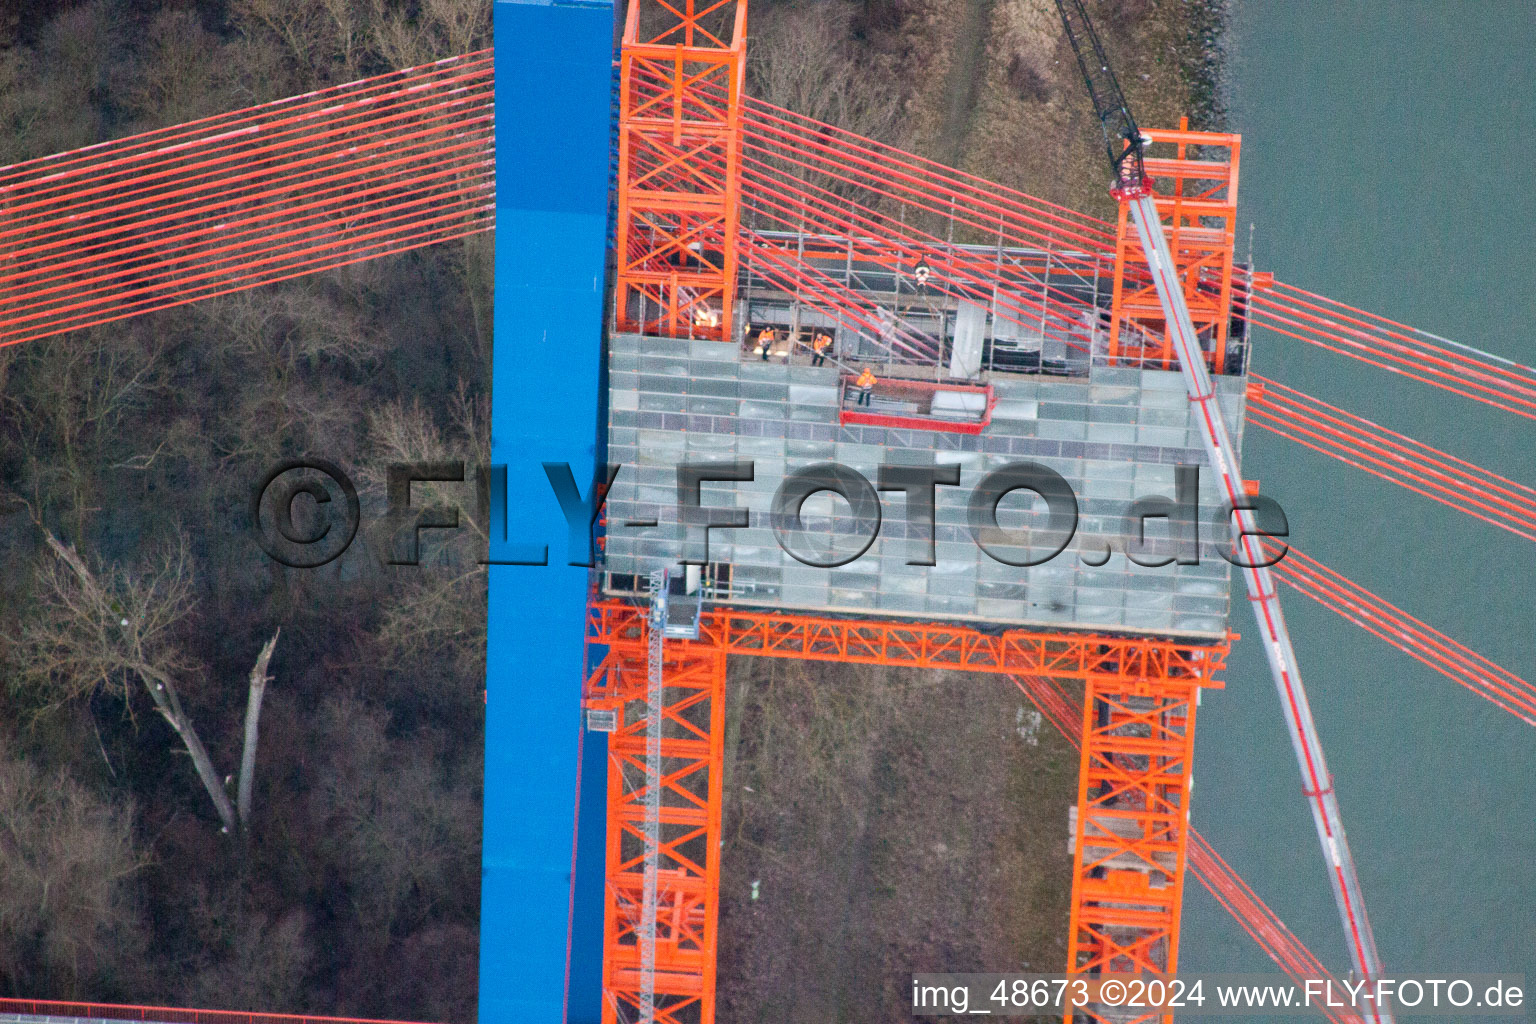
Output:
[1179, 0, 1536, 1011]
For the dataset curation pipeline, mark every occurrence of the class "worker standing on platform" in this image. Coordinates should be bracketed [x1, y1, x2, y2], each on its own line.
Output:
[757, 325, 776, 361]
[811, 331, 832, 366]
[853, 366, 876, 406]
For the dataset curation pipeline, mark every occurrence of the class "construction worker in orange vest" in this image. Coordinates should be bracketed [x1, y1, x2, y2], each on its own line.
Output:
[914, 256, 931, 287]
[854, 366, 876, 406]
[811, 330, 832, 367]
[757, 325, 776, 361]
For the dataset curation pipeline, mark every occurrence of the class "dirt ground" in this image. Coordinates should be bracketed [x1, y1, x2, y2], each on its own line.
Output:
[861, 0, 1227, 223]
[716, 657, 1080, 1023]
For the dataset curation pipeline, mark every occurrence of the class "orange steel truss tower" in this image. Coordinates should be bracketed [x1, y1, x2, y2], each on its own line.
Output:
[614, 0, 746, 339]
[607, 5, 1246, 1014]
[586, 602, 1230, 1023]
[1108, 124, 1240, 371]
[10, 22, 1533, 1024]
[1066, 669, 1222, 1023]
[588, 638, 727, 1024]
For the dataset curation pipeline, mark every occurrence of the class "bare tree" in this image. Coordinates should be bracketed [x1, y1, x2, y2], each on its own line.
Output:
[229, 0, 489, 95]
[368, 0, 490, 70]
[0, 744, 147, 997]
[744, 2, 909, 225]
[307, 696, 481, 939]
[749, 3, 906, 144]
[114, 9, 238, 129]
[449, 231, 494, 378]
[184, 895, 313, 1011]
[187, 283, 381, 466]
[0, 0, 125, 162]
[15, 529, 279, 836]
[237, 630, 280, 829]
[227, 0, 366, 90]
[357, 386, 489, 685]
[0, 327, 171, 540]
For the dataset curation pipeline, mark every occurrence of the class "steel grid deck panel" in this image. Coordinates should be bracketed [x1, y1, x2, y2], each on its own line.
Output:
[603, 333, 1248, 638]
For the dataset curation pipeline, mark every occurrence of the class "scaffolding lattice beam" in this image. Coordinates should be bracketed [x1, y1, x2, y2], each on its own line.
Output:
[589, 601, 1229, 1023]
[1067, 676, 1205, 1024]
[588, 601, 1228, 684]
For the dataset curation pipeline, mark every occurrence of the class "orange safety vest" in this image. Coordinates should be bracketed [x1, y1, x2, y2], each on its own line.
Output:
[813, 333, 831, 352]
[758, 328, 775, 346]
[855, 368, 876, 389]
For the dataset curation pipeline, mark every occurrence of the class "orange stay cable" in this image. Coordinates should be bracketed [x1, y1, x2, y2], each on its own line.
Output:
[1, 146, 491, 306]
[1249, 298, 1536, 417]
[0, 56, 491, 202]
[0, 217, 490, 348]
[1270, 545, 1536, 726]
[1247, 378, 1536, 540]
[1270, 281, 1536, 392]
[0, 51, 490, 184]
[0, 185, 490, 339]
[744, 96, 1116, 242]
[738, 174, 1072, 345]
[0, 98, 491, 266]
[0, 145, 491, 305]
[738, 157, 1096, 341]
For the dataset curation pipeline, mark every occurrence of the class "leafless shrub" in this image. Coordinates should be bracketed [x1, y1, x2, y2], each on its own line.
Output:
[229, 0, 489, 95]
[115, 9, 236, 128]
[750, 3, 904, 139]
[746, 2, 908, 211]
[0, 327, 171, 538]
[1007, 52, 1050, 101]
[368, 0, 490, 69]
[360, 382, 489, 552]
[307, 696, 480, 937]
[206, 282, 381, 370]
[183, 898, 313, 1011]
[0, 743, 148, 996]
[0, 1, 123, 157]
[357, 386, 489, 682]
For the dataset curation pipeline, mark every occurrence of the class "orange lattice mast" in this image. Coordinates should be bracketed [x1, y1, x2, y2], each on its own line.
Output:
[588, 630, 727, 1024]
[1108, 121, 1240, 371]
[1064, 646, 1225, 1024]
[614, 0, 746, 339]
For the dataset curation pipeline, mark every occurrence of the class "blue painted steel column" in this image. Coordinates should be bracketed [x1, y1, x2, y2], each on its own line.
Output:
[486, 3, 614, 1021]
